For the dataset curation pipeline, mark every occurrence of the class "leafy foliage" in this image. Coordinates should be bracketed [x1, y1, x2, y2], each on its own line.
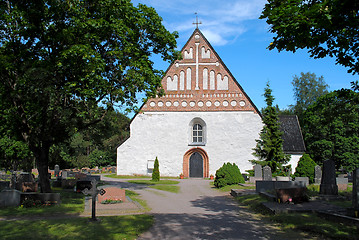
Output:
[294, 154, 317, 183]
[152, 157, 160, 182]
[260, 0, 359, 76]
[214, 163, 244, 188]
[291, 72, 329, 124]
[251, 83, 290, 175]
[0, 0, 179, 192]
[0, 137, 33, 171]
[302, 89, 359, 172]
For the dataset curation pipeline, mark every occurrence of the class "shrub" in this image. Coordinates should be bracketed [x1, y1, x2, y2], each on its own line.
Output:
[152, 157, 160, 182]
[294, 154, 316, 183]
[214, 163, 245, 188]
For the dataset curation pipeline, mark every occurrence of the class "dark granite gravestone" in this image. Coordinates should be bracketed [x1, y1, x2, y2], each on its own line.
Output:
[314, 165, 322, 184]
[263, 166, 272, 181]
[0, 189, 21, 207]
[82, 179, 106, 221]
[254, 164, 262, 179]
[76, 180, 92, 193]
[320, 160, 338, 195]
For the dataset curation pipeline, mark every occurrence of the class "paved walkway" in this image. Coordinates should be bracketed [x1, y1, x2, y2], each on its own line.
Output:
[101, 176, 294, 240]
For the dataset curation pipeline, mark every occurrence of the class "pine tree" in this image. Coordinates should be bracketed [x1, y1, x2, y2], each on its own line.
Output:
[152, 157, 160, 182]
[251, 83, 290, 175]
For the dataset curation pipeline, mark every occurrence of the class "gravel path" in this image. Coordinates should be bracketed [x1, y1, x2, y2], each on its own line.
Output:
[101, 176, 292, 240]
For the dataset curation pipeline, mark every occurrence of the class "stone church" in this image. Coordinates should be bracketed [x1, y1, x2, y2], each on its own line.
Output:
[116, 28, 304, 177]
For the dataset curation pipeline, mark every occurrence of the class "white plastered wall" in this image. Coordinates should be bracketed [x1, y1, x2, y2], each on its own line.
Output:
[117, 111, 263, 177]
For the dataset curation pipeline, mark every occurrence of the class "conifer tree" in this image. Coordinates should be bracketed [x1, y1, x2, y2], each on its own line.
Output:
[251, 83, 290, 175]
[152, 157, 160, 182]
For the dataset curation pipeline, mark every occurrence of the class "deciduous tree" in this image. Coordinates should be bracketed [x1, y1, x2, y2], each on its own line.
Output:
[260, 0, 359, 79]
[292, 72, 329, 123]
[303, 89, 359, 172]
[0, 0, 179, 192]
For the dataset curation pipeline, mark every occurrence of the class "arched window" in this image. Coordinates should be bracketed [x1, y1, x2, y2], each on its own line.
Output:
[193, 124, 203, 143]
[189, 118, 206, 146]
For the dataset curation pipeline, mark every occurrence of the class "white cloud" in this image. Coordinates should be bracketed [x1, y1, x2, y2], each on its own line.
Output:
[135, 0, 267, 46]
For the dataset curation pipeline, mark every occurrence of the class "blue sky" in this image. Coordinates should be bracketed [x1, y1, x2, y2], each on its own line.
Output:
[129, 0, 357, 114]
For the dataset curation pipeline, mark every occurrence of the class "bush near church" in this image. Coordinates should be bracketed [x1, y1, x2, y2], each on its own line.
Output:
[294, 154, 316, 183]
[152, 157, 160, 182]
[214, 163, 245, 188]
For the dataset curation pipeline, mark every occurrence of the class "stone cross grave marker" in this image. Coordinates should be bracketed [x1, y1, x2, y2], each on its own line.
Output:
[320, 160, 338, 195]
[82, 179, 106, 221]
[263, 166, 272, 181]
[314, 165, 322, 184]
[254, 164, 262, 179]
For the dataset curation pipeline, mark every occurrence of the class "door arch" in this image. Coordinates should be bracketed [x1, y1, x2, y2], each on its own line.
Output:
[183, 147, 209, 178]
[189, 152, 203, 177]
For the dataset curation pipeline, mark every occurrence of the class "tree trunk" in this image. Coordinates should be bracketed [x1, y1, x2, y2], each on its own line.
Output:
[33, 144, 52, 193]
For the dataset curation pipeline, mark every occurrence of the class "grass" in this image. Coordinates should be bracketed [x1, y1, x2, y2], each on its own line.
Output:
[127, 179, 179, 185]
[125, 189, 150, 211]
[106, 174, 179, 179]
[234, 187, 359, 239]
[150, 185, 180, 193]
[0, 188, 84, 217]
[0, 215, 154, 240]
[211, 182, 255, 192]
[128, 179, 180, 193]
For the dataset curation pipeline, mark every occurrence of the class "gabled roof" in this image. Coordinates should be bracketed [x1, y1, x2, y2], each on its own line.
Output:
[141, 28, 260, 114]
[279, 115, 306, 154]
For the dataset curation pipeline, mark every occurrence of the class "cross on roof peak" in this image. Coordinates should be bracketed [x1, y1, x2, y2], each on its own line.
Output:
[192, 12, 202, 29]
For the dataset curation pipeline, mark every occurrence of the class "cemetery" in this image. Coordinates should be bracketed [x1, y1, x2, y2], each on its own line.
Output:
[231, 162, 359, 229]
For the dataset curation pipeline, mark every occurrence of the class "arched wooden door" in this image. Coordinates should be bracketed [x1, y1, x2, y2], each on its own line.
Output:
[189, 152, 203, 177]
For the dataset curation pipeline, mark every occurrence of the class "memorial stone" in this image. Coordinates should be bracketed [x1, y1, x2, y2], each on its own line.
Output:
[254, 164, 262, 179]
[263, 166, 272, 181]
[320, 160, 338, 195]
[54, 165, 60, 178]
[314, 165, 322, 184]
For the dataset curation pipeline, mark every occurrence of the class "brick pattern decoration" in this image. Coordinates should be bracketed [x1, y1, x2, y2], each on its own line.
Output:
[142, 28, 259, 114]
[183, 147, 209, 178]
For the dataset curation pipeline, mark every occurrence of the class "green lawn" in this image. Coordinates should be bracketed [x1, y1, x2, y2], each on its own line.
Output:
[233, 186, 359, 239]
[106, 174, 179, 179]
[127, 179, 179, 185]
[0, 188, 84, 217]
[127, 179, 180, 193]
[0, 215, 154, 240]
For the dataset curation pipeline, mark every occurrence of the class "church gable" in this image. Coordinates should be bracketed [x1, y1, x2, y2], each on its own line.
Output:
[143, 29, 259, 114]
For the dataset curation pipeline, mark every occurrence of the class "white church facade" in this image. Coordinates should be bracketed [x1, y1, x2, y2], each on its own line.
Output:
[117, 28, 303, 177]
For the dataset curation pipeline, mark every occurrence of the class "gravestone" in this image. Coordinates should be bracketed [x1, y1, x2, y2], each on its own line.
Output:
[82, 179, 106, 221]
[295, 177, 309, 187]
[76, 180, 92, 193]
[314, 165, 322, 184]
[0, 189, 21, 207]
[336, 175, 348, 191]
[61, 170, 68, 179]
[254, 164, 262, 179]
[263, 166, 272, 181]
[320, 160, 338, 195]
[54, 165, 60, 178]
[97, 187, 126, 203]
[352, 168, 359, 212]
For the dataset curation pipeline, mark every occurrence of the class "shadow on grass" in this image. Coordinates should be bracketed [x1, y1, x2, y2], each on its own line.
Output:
[1, 215, 153, 240]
